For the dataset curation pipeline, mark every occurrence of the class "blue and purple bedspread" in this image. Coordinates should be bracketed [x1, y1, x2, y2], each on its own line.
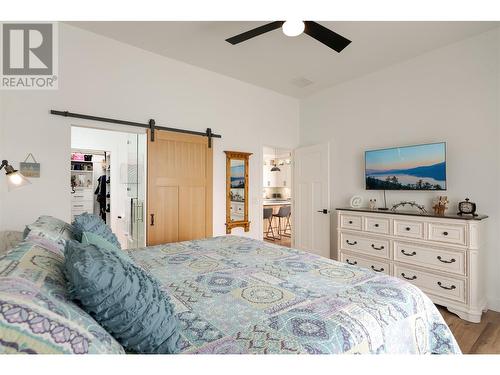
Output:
[127, 235, 460, 354]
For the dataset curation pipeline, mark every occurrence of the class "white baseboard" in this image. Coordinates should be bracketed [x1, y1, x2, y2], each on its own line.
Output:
[487, 296, 500, 312]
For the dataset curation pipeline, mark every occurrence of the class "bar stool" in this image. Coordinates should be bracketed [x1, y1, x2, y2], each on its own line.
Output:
[272, 205, 291, 239]
[263, 207, 276, 240]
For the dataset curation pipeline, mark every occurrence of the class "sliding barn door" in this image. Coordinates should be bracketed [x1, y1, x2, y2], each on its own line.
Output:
[147, 130, 213, 245]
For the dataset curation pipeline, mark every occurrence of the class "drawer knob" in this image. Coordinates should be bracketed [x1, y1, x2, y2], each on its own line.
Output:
[437, 281, 456, 290]
[348, 220, 353, 224]
[401, 273, 417, 280]
[371, 244, 385, 250]
[374, 223, 379, 227]
[371, 265, 384, 273]
[346, 259, 357, 265]
[401, 249, 416, 256]
[346, 240, 357, 246]
[437, 256, 456, 264]
[405, 227, 411, 231]
[442, 231, 449, 236]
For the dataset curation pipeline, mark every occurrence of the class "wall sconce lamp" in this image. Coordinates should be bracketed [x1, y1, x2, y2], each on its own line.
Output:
[0, 160, 31, 191]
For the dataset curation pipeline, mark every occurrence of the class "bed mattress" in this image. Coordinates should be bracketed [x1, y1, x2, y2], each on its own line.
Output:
[127, 235, 460, 354]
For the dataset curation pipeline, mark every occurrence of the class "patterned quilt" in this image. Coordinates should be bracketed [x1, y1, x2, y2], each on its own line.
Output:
[127, 236, 460, 354]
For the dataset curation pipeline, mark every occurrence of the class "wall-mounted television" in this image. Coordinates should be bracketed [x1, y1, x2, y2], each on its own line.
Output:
[365, 142, 446, 190]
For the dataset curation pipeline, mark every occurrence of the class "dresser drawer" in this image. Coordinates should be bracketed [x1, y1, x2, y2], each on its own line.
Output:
[394, 242, 466, 276]
[71, 190, 93, 201]
[340, 214, 362, 230]
[71, 201, 93, 211]
[340, 252, 390, 275]
[394, 219, 425, 239]
[339, 232, 390, 259]
[365, 216, 390, 235]
[428, 223, 467, 246]
[394, 264, 466, 303]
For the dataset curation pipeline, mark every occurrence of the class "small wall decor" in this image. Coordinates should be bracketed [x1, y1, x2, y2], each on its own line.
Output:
[432, 196, 449, 216]
[19, 153, 40, 178]
[391, 201, 427, 214]
[368, 199, 377, 210]
[457, 198, 478, 217]
[350, 195, 363, 208]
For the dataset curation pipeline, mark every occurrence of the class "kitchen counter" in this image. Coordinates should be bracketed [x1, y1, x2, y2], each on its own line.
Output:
[263, 199, 291, 206]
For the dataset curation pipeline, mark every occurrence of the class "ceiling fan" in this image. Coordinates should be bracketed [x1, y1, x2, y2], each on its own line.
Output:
[225, 21, 351, 53]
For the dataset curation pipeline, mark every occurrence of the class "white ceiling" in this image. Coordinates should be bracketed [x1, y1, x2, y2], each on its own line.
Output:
[68, 21, 499, 98]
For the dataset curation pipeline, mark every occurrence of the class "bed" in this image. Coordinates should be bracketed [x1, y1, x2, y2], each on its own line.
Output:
[124, 235, 460, 354]
[0, 215, 460, 354]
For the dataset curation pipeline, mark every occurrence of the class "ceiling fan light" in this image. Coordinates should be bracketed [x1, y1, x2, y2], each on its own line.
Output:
[282, 21, 305, 37]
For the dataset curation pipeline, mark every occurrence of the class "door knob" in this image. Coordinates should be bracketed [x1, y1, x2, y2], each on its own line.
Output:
[317, 209, 329, 214]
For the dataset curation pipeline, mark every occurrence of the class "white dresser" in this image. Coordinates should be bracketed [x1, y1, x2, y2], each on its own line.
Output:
[71, 187, 94, 221]
[336, 208, 488, 322]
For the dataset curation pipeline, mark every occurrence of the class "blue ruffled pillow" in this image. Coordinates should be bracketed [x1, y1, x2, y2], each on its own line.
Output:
[64, 240, 181, 354]
[71, 213, 121, 249]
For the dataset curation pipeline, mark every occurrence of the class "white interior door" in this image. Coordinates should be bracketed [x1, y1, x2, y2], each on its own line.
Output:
[293, 143, 330, 258]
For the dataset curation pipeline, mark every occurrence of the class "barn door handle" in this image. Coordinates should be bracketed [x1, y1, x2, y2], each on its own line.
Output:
[150, 214, 155, 226]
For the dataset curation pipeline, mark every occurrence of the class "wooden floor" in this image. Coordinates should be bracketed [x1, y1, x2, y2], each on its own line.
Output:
[438, 306, 500, 354]
[263, 235, 291, 247]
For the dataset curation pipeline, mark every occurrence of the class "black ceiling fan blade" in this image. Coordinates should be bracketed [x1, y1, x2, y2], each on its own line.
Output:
[226, 21, 284, 45]
[304, 21, 351, 53]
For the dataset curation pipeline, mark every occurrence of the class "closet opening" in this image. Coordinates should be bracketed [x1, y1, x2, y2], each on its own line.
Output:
[70, 126, 147, 249]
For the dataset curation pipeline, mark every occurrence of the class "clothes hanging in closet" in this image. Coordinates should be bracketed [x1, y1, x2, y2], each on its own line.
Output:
[95, 175, 107, 221]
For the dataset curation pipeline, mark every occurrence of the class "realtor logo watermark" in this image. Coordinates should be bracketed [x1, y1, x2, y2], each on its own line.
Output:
[1, 22, 58, 89]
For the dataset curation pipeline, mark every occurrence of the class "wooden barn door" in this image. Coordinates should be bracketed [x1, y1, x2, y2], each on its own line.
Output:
[147, 130, 213, 245]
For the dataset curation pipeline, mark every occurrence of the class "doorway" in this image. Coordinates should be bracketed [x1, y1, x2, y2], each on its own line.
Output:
[70, 126, 147, 249]
[293, 143, 330, 258]
[262, 146, 292, 247]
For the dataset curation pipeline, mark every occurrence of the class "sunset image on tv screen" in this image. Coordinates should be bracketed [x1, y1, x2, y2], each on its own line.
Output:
[365, 143, 446, 190]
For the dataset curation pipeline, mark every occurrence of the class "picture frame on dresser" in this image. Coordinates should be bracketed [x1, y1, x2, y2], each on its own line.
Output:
[336, 208, 488, 322]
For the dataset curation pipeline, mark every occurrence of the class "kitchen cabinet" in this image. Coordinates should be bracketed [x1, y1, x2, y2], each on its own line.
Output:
[263, 163, 291, 188]
[263, 165, 274, 187]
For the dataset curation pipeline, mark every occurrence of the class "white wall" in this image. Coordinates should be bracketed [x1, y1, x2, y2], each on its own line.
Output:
[299, 28, 500, 310]
[0, 23, 299, 241]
